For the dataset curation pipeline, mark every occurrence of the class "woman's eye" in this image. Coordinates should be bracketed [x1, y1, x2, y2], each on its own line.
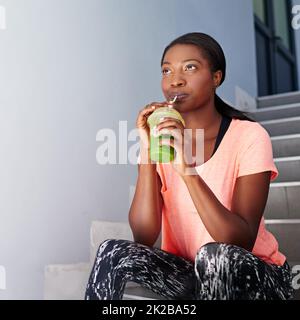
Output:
[185, 64, 196, 70]
[162, 64, 196, 75]
[162, 69, 170, 75]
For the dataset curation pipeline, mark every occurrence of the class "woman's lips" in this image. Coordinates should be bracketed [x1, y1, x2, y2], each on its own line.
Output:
[174, 94, 189, 102]
[169, 94, 189, 102]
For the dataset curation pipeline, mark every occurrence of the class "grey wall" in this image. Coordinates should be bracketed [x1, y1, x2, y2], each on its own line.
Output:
[0, 0, 296, 299]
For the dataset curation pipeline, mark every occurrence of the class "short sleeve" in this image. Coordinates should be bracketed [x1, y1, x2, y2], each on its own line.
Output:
[237, 123, 279, 181]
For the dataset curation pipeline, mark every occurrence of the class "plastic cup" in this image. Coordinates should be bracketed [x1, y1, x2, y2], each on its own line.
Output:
[147, 106, 185, 163]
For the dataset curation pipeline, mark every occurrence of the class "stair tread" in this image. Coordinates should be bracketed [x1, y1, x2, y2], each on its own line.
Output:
[257, 91, 300, 108]
[258, 90, 300, 100]
[271, 133, 300, 140]
[253, 102, 300, 113]
[260, 116, 300, 124]
[274, 156, 300, 161]
[124, 286, 167, 300]
[265, 219, 300, 223]
[270, 181, 300, 186]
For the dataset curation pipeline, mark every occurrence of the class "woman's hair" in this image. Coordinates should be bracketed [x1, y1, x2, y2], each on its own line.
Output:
[160, 32, 256, 122]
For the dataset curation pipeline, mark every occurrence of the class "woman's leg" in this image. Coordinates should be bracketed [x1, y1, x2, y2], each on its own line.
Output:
[85, 239, 197, 300]
[194, 242, 294, 300]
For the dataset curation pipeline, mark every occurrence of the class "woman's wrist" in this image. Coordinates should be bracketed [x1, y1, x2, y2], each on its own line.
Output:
[139, 145, 152, 165]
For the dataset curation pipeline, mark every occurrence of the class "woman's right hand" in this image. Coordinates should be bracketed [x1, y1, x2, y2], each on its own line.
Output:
[136, 102, 168, 150]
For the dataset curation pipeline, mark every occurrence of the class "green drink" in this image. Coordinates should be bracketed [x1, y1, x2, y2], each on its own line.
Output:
[147, 106, 185, 163]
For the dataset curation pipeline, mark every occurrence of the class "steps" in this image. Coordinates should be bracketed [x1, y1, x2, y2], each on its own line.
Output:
[44, 263, 90, 300]
[271, 134, 300, 158]
[257, 91, 300, 108]
[253, 91, 300, 300]
[259, 117, 300, 136]
[253, 103, 300, 121]
[273, 156, 300, 182]
[265, 182, 300, 219]
[264, 220, 300, 262]
[44, 91, 300, 300]
[44, 220, 162, 300]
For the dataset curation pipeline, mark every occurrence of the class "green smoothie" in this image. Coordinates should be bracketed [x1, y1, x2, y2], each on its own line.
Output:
[147, 106, 185, 163]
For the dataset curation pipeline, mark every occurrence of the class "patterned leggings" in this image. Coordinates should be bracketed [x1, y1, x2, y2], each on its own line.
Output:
[84, 239, 294, 300]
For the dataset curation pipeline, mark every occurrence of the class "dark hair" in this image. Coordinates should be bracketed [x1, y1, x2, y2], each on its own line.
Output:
[161, 32, 256, 122]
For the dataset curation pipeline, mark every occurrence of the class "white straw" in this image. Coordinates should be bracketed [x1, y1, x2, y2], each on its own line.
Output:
[168, 95, 177, 107]
[171, 95, 178, 103]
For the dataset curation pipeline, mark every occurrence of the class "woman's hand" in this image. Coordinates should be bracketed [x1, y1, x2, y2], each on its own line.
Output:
[157, 117, 197, 177]
[136, 102, 168, 150]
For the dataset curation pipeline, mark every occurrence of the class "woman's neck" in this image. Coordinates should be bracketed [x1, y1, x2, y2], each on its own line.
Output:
[181, 100, 222, 140]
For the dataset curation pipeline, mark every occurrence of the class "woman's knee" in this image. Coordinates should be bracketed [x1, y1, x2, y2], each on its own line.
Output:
[196, 242, 223, 260]
[96, 238, 133, 258]
[195, 242, 241, 272]
[194, 243, 244, 296]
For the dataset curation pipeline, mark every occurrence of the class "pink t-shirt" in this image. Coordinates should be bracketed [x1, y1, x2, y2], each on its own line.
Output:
[138, 118, 286, 266]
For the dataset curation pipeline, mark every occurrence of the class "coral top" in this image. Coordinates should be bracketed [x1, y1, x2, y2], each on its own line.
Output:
[138, 118, 286, 266]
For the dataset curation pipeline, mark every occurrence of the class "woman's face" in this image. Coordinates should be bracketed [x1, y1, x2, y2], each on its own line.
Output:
[161, 44, 221, 112]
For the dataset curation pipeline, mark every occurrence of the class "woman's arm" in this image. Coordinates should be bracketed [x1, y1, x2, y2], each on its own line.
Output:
[128, 147, 163, 247]
[182, 171, 271, 251]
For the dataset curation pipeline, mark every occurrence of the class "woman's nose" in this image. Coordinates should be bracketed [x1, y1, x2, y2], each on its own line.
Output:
[171, 78, 186, 87]
[170, 74, 186, 87]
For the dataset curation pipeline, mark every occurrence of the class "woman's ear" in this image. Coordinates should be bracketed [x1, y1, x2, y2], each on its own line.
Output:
[213, 70, 222, 87]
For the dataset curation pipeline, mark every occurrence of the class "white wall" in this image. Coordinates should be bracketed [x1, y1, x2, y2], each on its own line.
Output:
[0, 0, 262, 299]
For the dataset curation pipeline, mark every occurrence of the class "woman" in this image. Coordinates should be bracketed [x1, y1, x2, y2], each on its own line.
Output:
[85, 32, 294, 300]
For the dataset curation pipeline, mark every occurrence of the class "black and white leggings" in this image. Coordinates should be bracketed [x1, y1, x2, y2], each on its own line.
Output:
[85, 239, 294, 300]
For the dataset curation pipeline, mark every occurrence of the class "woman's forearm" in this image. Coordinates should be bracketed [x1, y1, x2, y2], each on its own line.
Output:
[182, 174, 254, 251]
[128, 147, 162, 247]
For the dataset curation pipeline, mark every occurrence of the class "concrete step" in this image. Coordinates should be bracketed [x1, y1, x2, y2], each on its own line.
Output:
[273, 156, 300, 182]
[265, 182, 300, 219]
[123, 292, 158, 300]
[271, 134, 300, 158]
[252, 103, 300, 121]
[43, 221, 136, 300]
[257, 91, 300, 108]
[90, 220, 161, 263]
[123, 285, 166, 300]
[265, 220, 300, 262]
[260, 117, 300, 136]
[265, 221, 300, 300]
[90, 220, 134, 263]
[44, 263, 90, 300]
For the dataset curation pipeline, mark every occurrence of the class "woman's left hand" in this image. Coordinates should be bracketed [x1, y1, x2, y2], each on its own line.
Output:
[156, 117, 196, 177]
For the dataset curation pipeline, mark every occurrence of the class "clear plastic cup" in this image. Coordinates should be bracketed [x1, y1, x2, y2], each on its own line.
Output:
[147, 106, 185, 163]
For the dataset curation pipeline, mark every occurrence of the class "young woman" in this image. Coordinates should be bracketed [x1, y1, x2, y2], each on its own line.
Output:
[85, 32, 294, 300]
